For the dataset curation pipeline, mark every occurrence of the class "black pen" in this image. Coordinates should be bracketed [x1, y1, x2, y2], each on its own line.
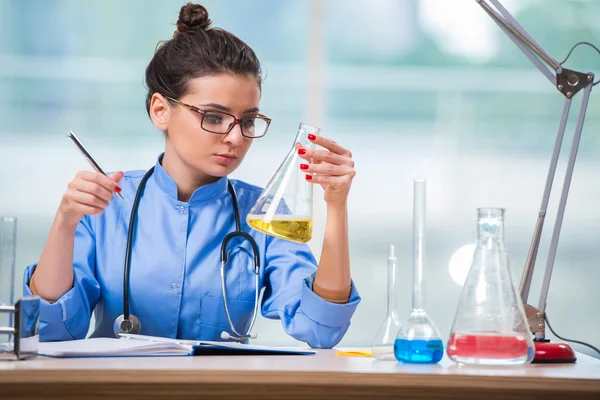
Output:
[67, 130, 124, 200]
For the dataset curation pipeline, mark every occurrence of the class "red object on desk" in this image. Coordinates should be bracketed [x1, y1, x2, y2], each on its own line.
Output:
[533, 340, 576, 363]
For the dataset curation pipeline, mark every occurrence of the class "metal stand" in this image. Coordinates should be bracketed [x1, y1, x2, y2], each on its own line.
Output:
[0, 297, 40, 361]
[476, 0, 596, 363]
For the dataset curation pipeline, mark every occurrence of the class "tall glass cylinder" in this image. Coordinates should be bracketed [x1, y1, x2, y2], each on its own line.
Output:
[0, 216, 17, 343]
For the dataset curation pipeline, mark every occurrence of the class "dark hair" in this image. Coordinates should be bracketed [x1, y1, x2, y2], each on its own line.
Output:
[144, 2, 262, 115]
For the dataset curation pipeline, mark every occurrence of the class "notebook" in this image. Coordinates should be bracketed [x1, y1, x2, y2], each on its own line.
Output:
[37, 334, 316, 358]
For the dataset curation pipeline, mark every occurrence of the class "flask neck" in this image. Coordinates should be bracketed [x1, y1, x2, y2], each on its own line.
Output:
[476, 208, 505, 241]
[386, 254, 397, 316]
[412, 179, 426, 311]
[293, 123, 319, 150]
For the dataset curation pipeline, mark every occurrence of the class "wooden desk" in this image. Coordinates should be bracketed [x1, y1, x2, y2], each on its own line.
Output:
[1, 350, 599, 399]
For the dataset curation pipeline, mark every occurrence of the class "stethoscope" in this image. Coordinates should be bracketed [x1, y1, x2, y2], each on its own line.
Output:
[112, 166, 260, 341]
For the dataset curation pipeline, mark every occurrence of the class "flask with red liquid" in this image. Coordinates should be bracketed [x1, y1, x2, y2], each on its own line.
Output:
[447, 208, 535, 366]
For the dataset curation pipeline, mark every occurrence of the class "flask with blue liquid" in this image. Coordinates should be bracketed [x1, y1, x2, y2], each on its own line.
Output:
[394, 179, 444, 364]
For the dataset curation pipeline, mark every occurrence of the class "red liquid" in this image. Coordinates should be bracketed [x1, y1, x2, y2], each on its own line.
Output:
[447, 332, 530, 359]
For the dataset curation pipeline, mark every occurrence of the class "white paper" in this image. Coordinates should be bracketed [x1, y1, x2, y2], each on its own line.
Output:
[36, 334, 316, 358]
[38, 337, 192, 357]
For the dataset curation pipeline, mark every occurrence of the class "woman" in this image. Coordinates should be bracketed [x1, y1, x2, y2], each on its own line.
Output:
[24, 2, 359, 349]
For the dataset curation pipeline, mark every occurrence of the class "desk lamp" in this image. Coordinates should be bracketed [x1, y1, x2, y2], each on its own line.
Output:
[476, 0, 598, 363]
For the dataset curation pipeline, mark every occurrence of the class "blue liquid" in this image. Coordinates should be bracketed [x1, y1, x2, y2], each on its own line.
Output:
[394, 338, 444, 364]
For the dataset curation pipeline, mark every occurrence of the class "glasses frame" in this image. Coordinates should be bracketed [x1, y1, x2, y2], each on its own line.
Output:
[166, 97, 272, 139]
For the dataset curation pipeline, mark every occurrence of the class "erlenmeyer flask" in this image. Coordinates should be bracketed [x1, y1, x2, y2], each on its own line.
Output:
[371, 244, 402, 360]
[447, 208, 535, 366]
[394, 179, 444, 364]
[247, 122, 319, 243]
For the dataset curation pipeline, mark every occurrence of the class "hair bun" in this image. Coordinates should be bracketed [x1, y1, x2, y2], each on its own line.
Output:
[176, 3, 211, 34]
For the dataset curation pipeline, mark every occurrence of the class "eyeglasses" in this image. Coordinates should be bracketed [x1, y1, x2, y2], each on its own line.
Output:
[167, 97, 271, 139]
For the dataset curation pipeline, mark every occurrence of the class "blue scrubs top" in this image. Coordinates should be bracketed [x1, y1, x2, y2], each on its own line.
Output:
[23, 154, 361, 348]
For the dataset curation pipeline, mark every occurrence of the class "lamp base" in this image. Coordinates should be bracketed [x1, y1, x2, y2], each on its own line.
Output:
[532, 339, 576, 363]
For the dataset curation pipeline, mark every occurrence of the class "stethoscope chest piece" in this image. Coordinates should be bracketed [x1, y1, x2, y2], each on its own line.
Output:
[113, 314, 141, 336]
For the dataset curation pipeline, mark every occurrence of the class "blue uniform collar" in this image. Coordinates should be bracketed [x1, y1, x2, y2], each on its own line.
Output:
[153, 153, 228, 203]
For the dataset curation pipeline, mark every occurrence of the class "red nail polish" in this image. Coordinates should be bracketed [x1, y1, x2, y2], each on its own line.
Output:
[305, 174, 312, 181]
[300, 164, 309, 170]
[308, 134, 316, 141]
[115, 186, 122, 193]
[298, 148, 307, 155]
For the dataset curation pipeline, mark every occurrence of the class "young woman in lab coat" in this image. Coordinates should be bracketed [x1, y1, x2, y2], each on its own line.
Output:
[24, 3, 360, 348]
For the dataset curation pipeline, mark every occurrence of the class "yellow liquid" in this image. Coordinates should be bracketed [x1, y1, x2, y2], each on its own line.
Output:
[247, 217, 312, 243]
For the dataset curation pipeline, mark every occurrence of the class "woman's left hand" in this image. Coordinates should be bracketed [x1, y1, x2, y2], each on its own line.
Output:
[297, 133, 356, 207]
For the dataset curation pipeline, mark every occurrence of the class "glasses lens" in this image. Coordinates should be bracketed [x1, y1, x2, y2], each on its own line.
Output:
[202, 111, 235, 133]
[201, 112, 268, 138]
[242, 117, 268, 138]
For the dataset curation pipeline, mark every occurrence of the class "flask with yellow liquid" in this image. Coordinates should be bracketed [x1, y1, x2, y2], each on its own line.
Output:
[247, 122, 319, 243]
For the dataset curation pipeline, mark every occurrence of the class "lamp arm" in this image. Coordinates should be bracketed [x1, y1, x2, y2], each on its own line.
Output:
[476, 0, 596, 341]
[486, 0, 561, 71]
[519, 99, 571, 304]
[476, 0, 559, 84]
[537, 84, 593, 319]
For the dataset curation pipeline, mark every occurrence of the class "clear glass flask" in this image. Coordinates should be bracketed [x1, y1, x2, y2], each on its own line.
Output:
[371, 244, 402, 360]
[247, 122, 319, 243]
[394, 179, 444, 364]
[1, 216, 17, 344]
[446, 208, 535, 366]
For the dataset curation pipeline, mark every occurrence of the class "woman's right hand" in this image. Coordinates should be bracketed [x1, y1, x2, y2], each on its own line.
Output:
[57, 171, 124, 228]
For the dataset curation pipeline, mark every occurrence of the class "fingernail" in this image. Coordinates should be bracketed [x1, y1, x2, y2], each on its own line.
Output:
[115, 186, 122, 193]
[308, 134, 316, 141]
[300, 164, 309, 170]
[298, 148, 306, 155]
[305, 174, 312, 181]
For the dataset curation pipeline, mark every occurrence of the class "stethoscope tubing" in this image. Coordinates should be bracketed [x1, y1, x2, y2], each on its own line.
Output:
[116, 167, 260, 341]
